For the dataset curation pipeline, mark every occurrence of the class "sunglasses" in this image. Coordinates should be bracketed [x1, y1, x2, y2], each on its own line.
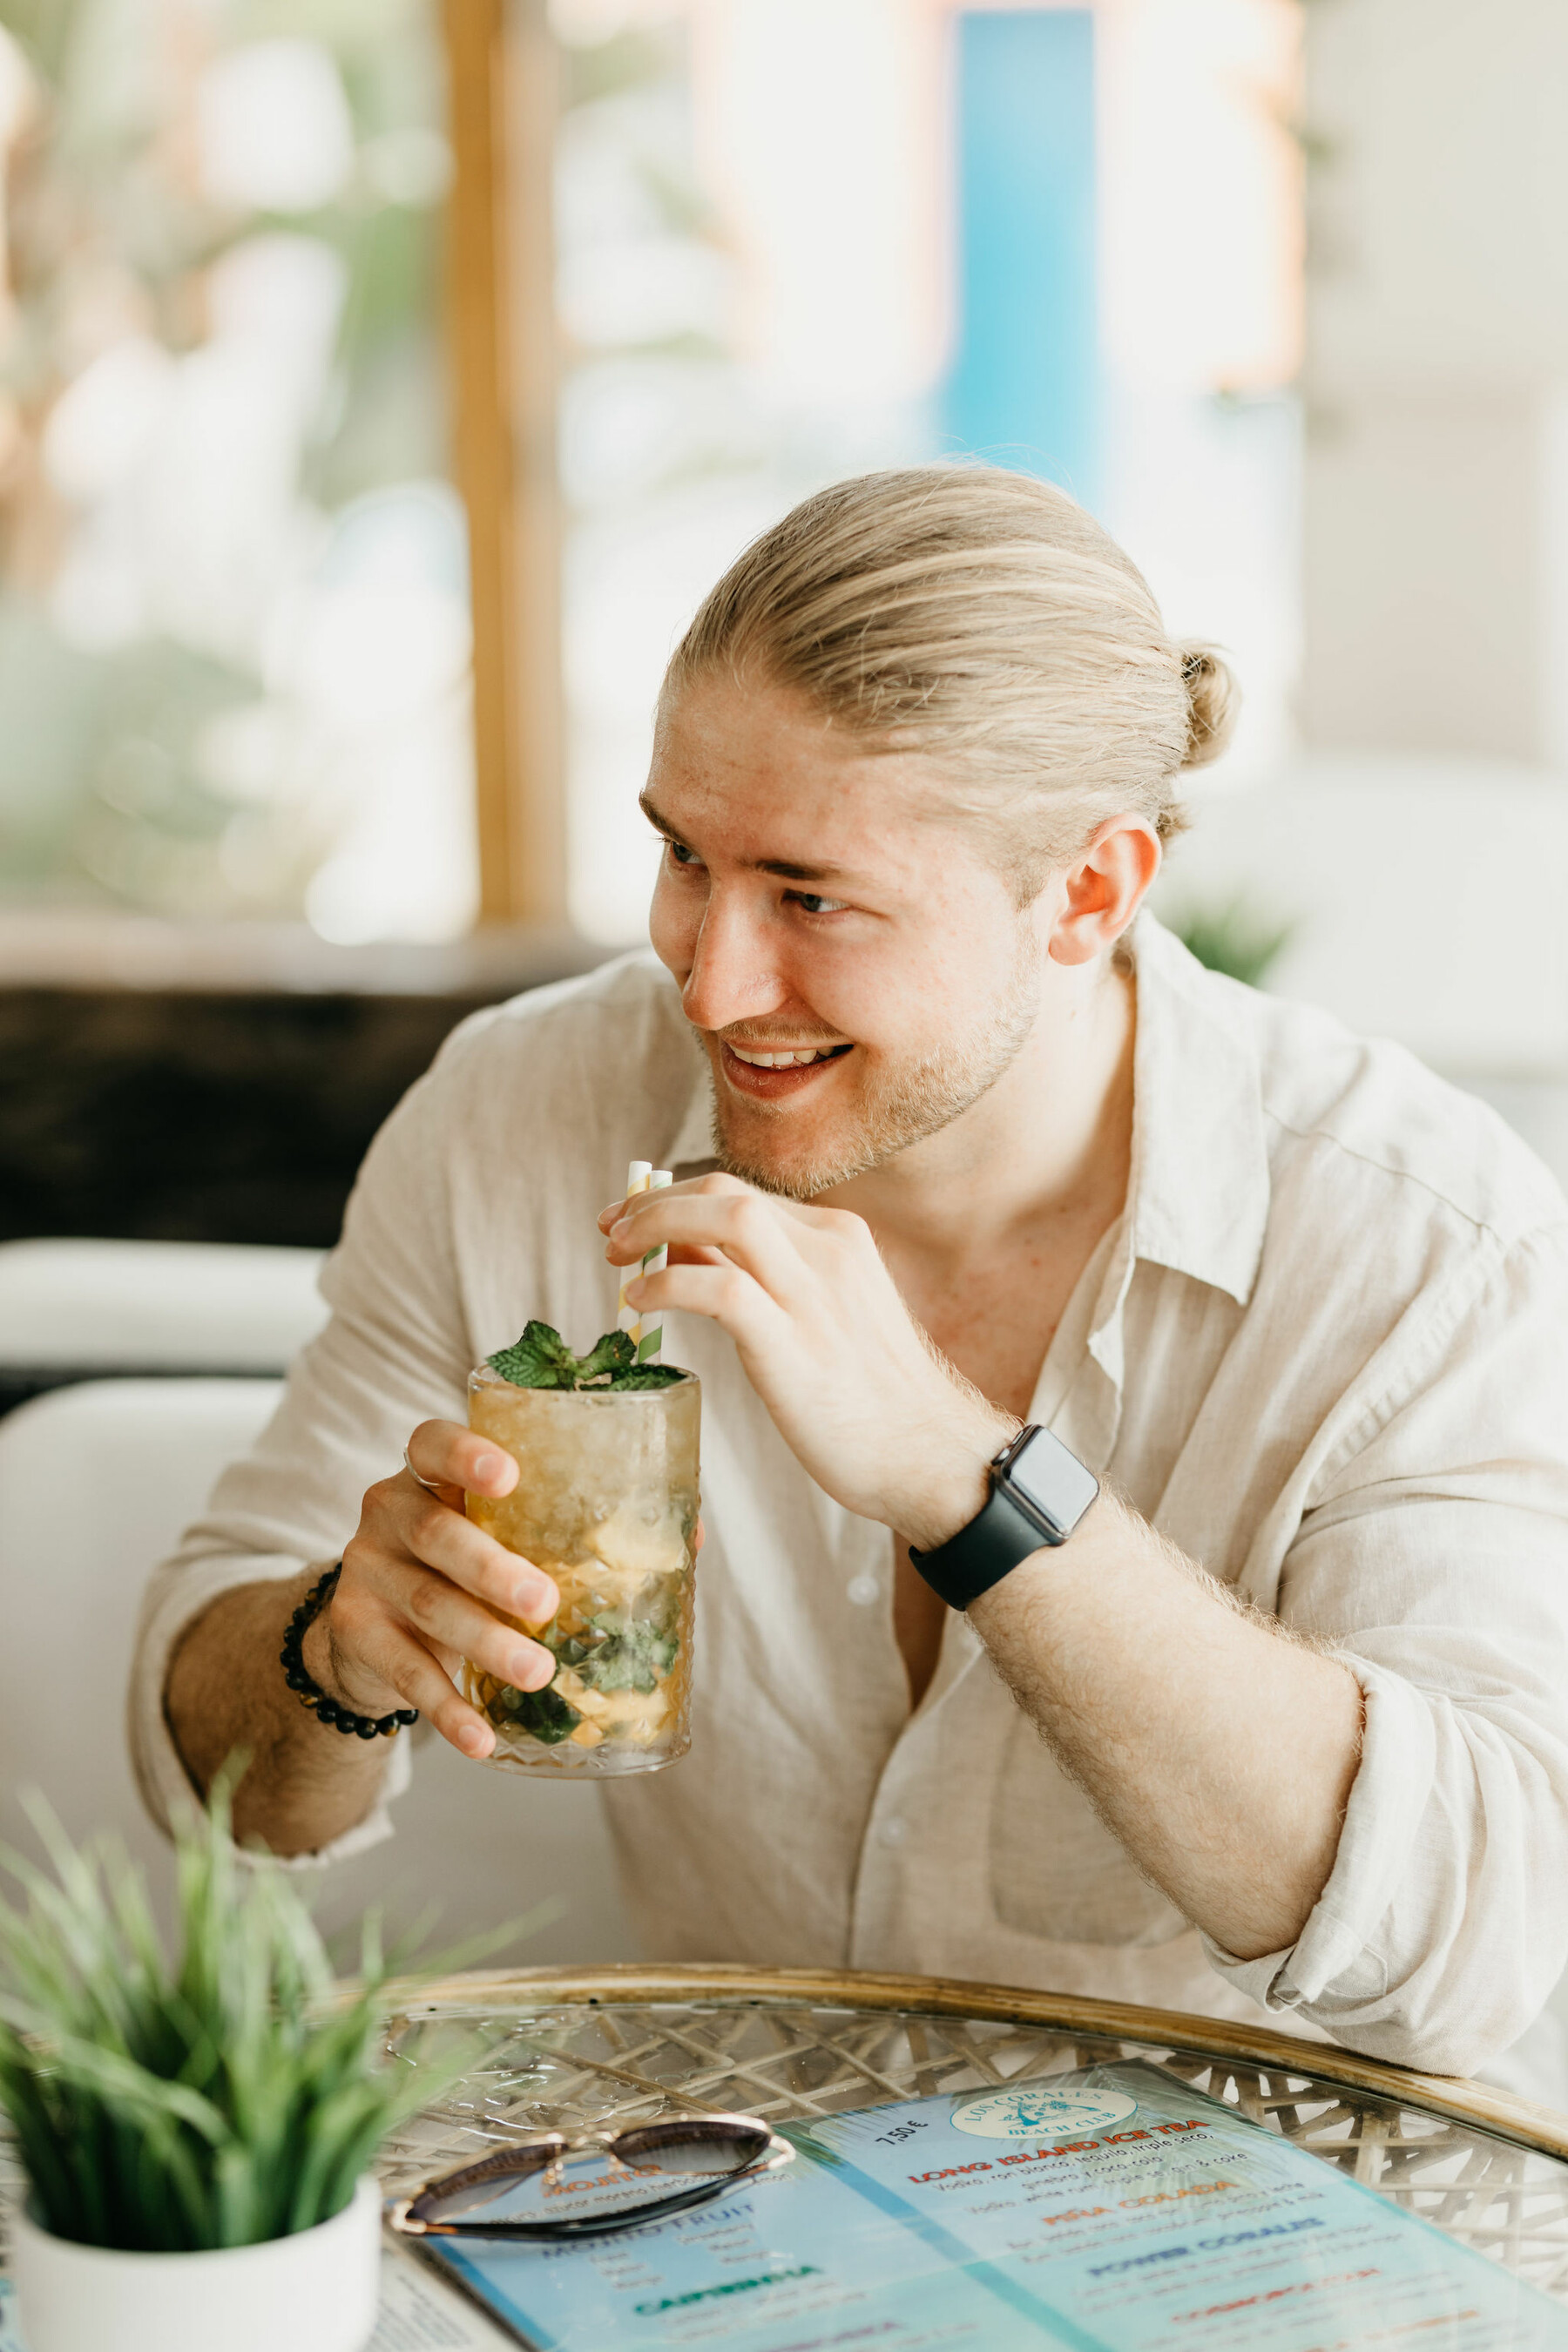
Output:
[387, 2113, 796, 2242]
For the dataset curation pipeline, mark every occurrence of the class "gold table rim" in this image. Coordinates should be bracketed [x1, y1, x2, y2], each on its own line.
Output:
[400, 1962, 1568, 2166]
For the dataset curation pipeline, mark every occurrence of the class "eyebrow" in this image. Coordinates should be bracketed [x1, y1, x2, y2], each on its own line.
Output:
[639, 792, 868, 886]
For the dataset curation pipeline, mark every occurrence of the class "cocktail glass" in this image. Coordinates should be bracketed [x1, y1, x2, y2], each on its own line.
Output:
[460, 1364, 700, 1774]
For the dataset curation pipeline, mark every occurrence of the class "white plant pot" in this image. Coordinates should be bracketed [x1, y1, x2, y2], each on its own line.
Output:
[9, 2173, 382, 2352]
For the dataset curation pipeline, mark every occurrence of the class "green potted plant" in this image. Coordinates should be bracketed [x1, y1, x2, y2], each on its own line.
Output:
[0, 1786, 449, 2352]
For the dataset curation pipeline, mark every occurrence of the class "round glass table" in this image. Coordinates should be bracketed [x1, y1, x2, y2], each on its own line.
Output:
[378, 1963, 1568, 2305]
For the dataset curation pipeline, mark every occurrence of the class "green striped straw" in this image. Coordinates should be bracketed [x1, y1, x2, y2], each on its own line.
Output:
[635, 1169, 672, 1362]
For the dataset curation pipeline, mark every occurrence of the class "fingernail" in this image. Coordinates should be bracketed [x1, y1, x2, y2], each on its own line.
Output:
[611, 1218, 632, 1240]
[521, 1653, 556, 1692]
[473, 1451, 503, 1482]
[458, 1722, 489, 1756]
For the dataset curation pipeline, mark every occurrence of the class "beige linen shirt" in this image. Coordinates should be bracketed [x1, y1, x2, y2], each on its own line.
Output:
[132, 916, 1568, 2075]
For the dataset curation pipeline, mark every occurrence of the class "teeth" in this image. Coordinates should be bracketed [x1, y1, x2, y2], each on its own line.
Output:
[728, 1044, 840, 1068]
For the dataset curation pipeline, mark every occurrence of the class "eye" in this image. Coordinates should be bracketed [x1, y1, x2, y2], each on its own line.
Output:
[785, 889, 848, 916]
[663, 838, 704, 871]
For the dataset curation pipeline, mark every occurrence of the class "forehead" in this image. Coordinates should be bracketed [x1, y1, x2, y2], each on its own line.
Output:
[649, 672, 952, 875]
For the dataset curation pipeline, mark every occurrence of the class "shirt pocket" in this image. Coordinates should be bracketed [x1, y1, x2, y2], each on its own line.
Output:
[989, 1713, 1191, 1948]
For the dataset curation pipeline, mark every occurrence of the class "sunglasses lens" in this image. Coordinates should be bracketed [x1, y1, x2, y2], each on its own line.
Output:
[414, 2151, 555, 2227]
[610, 2122, 773, 2181]
[418, 2126, 773, 2231]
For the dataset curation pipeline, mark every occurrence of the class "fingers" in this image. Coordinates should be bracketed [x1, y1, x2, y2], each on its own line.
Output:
[393, 1568, 557, 1694]
[606, 1188, 803, 1296]
[405, 1418, 519, 1499]
[325, 1610, 500, 1760]
[598, 1171, 756, 1233]
[361, 1470, 558, 1622]
[408, 1495, 559, 1623]
[335, 1413, 565, 1767]
[327, 1561, 557, 1759]
[621, 1260, 782, 1348]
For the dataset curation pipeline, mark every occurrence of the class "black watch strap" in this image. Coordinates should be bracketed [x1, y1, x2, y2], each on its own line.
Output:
[909, 1424, 1098, 1611]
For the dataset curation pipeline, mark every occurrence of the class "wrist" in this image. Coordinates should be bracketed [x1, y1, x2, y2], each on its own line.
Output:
[298, 1582, 384, 1716]
[897, 1408, 1018, 1554]
[288, 1567, 416, 1739]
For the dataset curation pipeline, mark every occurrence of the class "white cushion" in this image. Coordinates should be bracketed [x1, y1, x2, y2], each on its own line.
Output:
[0, 1378, 632, 1962]
[0, 1239, 329, 1370]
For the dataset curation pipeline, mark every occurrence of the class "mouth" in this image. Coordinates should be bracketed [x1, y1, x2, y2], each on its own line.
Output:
[717, 1038, 854, 1101]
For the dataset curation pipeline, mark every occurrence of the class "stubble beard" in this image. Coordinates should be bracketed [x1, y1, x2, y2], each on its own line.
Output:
[704, 929, 1044, 1202]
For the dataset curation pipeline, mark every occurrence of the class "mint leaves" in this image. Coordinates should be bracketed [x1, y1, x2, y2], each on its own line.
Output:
[586, 1622, 679, 1694]
[486, 1319, 683, 1391]
[486, 1321, 578, 1388]
[497, 1681, 581, 1743]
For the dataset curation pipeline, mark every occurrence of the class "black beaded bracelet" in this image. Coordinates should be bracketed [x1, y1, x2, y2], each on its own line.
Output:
[280, 1563, 419, 1740]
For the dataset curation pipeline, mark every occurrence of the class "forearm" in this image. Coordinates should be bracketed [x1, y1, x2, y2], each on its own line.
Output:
[969, 1491, 1363, 1960]
[165, 1574, 391, 1856]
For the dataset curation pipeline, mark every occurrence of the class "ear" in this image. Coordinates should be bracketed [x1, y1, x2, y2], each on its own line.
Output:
[1047, 815, 1162, 967]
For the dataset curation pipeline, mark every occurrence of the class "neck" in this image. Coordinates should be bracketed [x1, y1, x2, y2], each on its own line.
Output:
[822, 951, 1136, 1267]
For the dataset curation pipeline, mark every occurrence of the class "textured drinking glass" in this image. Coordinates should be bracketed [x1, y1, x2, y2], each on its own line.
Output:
[461, 1365, 701, 1774]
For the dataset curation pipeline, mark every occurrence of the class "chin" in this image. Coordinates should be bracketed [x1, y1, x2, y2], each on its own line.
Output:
[712, 1105, 859, 1201]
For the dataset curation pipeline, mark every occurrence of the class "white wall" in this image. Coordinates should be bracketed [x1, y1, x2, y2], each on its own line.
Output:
[1302, 0, 1568, 760]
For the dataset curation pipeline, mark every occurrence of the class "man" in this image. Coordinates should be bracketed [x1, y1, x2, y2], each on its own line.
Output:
[138, 466, 1568, 2076]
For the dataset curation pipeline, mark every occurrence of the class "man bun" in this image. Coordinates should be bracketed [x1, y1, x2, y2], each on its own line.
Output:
[1179, 644, 1240, 771]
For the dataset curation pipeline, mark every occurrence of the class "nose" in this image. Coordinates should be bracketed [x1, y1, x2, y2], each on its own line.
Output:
[680, 885, 792, 1035]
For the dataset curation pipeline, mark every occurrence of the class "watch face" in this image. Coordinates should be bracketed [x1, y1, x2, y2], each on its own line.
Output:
[1004, 1427, 1099, 1537]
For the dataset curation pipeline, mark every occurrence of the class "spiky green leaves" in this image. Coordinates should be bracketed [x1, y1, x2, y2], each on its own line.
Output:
[486, 1321, 683, 1391]
[0, 1781, 468, 2252]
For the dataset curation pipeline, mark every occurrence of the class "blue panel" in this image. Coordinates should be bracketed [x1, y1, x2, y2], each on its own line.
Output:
[943, 10, 1098, 506]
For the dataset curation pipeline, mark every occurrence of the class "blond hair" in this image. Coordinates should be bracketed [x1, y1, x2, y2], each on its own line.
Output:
[664, 463, 1237, 900]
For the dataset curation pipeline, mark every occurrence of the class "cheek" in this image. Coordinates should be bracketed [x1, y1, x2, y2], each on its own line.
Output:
[807, 899, 1024, 1053]
[648, 869, 700, 973]
[779, 929, 955, 1054]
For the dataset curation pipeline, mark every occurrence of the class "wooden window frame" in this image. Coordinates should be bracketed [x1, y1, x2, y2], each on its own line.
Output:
[443, 0, 566, 925]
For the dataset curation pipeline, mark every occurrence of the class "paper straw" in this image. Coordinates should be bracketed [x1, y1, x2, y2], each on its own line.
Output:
[616, 1160, 652, 1337]
[635, 1170, 672, 1362]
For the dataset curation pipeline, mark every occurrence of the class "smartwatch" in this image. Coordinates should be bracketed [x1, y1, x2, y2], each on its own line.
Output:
[909, 1424, 1099, 1611]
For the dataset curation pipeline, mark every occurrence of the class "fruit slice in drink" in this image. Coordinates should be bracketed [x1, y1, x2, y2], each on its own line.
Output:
[460, 1363, 700, 1774]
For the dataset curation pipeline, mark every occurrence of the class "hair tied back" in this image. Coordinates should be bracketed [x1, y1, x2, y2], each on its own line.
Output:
[1177, 642, 1240, 773]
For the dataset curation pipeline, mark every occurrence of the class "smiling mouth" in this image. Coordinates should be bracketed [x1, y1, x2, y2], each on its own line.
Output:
[725, 1041, 850, 1068]
[717, 1038, 853, 1098]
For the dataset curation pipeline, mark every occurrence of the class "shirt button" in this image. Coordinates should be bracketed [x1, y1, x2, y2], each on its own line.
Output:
[846, 1573, 881, 1606]
[879, 1816, 908, 1848]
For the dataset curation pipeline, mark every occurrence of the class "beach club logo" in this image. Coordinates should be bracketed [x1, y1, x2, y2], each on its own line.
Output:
[950, 2085, 1139, 2141]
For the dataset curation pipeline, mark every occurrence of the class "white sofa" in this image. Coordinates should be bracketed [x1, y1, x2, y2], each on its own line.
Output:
[0, 1375, 632, 1963]
[0, 1237, 330, 1384]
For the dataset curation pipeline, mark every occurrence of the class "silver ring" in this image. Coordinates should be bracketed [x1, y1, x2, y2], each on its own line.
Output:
[402, 1445, 446, 1497]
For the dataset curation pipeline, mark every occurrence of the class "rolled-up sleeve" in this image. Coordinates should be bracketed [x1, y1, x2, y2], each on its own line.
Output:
[1204, 1223, 1568, 2075]
[129, 1020, 490, 1862]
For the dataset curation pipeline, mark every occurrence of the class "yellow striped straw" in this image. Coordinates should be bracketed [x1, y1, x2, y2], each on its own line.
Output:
[635, 1170, 672, 1363]
[616, 1160, 652, 1338]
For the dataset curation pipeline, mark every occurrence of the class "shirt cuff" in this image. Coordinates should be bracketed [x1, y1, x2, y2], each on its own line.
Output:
[1200, 1657, 1435, 2013]
[131, 1551, 409, 1869]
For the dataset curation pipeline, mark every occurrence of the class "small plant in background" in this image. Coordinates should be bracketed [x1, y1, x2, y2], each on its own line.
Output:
[0, 1781, 460, 2253]
[1171, 896, 1298, 990]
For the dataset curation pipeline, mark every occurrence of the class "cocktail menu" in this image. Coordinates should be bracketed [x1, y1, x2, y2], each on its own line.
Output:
[413, 2058, 1567, 2349]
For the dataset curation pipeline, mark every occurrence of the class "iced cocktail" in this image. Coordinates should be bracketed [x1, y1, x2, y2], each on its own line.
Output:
[461, 1358, 701, 1774]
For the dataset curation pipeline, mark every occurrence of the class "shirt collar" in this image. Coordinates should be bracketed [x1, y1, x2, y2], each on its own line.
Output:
[1121, 912, 1271, 1310]
[657, 911, 1273, 1308]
